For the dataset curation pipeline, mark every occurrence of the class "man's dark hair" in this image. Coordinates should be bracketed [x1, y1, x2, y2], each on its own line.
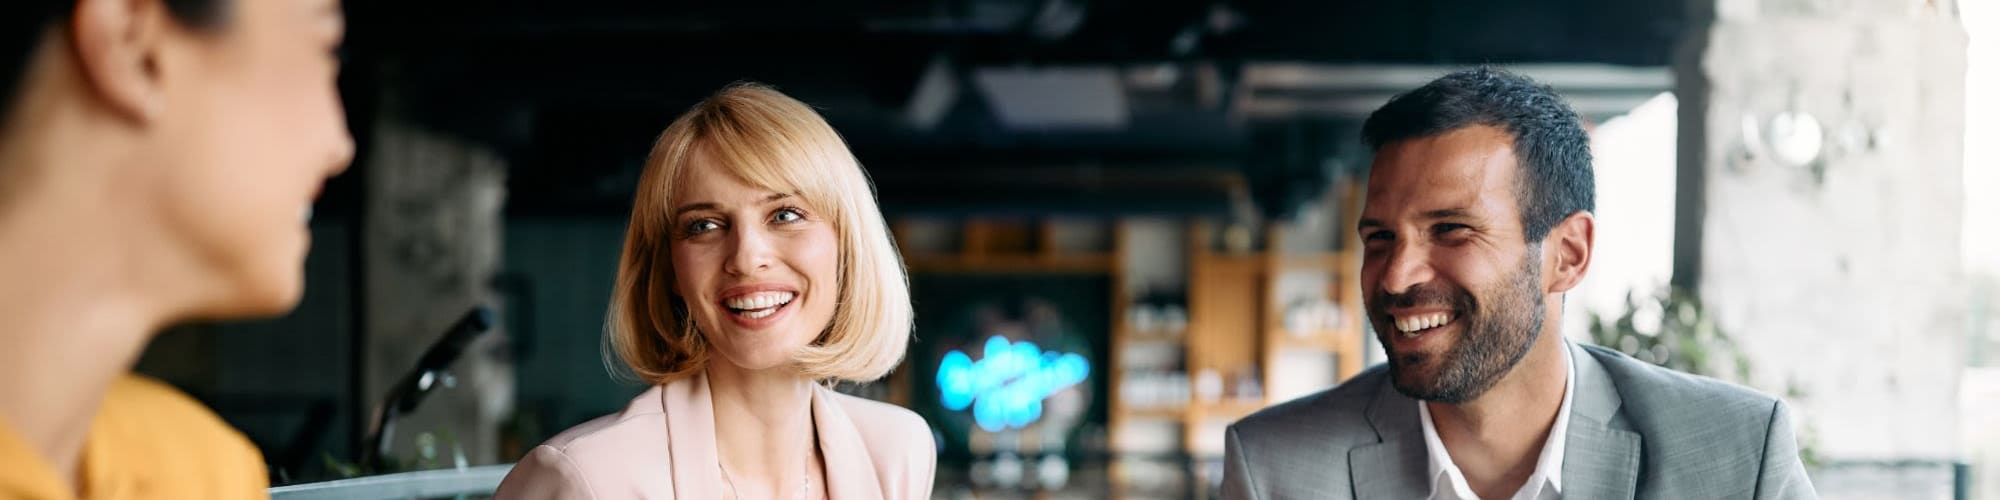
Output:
[1361, 67, 1595, 242]
[2, 0, 230, 122]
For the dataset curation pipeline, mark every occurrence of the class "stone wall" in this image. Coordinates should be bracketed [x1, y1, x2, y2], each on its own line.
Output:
[1676, 0, 1968, 495]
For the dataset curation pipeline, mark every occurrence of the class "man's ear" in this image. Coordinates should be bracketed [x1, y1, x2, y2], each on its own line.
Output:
[69, 0, 171, 123]
[1545, 211, 1595, 294]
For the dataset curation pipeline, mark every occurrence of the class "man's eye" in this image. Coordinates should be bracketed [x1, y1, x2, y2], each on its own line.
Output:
[1434, 223, 1470, 235]
[1364, 230, 1394, 242]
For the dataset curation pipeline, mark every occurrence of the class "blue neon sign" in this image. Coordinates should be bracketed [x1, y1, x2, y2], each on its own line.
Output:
[936, 335, 1091, 432]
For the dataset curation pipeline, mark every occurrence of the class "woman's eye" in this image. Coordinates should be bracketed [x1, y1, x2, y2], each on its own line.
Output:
[684, 219, 721, 236]
[772, 208, 805, 224]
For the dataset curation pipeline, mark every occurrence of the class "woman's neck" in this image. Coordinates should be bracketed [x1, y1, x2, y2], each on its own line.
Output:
[0, 52, 215, 493]
[0, 194, 172, 492]
[706, 362, 823, 499]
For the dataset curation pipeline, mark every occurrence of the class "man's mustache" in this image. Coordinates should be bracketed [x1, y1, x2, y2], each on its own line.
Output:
[1374, 282, 1471, 312]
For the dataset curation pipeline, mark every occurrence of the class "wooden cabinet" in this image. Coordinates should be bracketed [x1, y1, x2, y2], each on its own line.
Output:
[1159, 222, 1362, 457]
[1103, 184, 1368, 498]
[886, 183, 1367, 498]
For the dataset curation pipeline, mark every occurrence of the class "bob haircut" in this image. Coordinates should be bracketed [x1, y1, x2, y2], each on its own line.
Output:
[606, 82, 913, 384]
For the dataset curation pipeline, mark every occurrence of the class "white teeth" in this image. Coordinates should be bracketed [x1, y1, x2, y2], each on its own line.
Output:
[725, 291, 796, 312]
[1393, 312, 1454, 334]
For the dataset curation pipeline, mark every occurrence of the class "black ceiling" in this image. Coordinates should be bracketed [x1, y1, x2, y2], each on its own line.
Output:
[333, 0, 1687, 219]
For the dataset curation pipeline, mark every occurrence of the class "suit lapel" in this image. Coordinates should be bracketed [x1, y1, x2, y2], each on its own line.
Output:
[1561, 342, 1641, 500]
[1348, 375, 1429, 498]
[811, 384, 887, 499]
[1349, 439, 1430, 498]
[662, 374, 724, 499]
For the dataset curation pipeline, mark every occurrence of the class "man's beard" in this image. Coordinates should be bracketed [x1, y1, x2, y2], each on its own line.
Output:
[1371, 253, 1545, 404]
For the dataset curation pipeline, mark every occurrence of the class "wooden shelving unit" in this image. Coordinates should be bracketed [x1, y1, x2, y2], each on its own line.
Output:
[1102, 184, 1368, 498]
[1257, 231, 1366, 389]
[897, 219, 1116, 275]
[1171, 223, 1364, 452]
[885, 185, 1367, 499]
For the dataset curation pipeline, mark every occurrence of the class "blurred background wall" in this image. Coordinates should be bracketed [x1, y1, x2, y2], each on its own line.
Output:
[1677, 0, 1968, 495]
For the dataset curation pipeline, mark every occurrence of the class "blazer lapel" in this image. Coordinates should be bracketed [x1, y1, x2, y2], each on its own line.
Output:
[810, 384, 888, 499]
[663, 373, 724, 499]
[1348, 377, 1429, 499]
[1561, 342, 1641, 500]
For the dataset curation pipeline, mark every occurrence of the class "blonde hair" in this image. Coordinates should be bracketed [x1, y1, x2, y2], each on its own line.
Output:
[605, 82, 912, 384]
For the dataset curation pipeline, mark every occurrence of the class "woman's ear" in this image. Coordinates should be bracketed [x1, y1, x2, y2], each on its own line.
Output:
[69, 0, 172, 123]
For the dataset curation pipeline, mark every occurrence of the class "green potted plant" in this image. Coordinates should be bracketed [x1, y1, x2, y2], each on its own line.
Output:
[1586, 286, 1818, 468]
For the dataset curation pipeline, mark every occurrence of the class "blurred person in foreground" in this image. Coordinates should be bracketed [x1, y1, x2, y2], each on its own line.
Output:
[0, 0, 351, 498]
[1221, 68, 1815, 499]
[492, 83, 934, 500]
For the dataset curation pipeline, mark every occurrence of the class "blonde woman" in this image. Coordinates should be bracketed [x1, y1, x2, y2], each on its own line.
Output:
[493, 83, 934, 500]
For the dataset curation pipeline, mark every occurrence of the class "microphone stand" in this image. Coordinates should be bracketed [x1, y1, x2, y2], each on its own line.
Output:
[360, 305, 496, 472]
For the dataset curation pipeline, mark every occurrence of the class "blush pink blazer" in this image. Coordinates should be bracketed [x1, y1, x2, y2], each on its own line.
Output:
[492, 372, 936, 499]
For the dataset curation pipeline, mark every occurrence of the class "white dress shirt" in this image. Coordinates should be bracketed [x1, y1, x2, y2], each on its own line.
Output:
[1418, 340, 1576, 500]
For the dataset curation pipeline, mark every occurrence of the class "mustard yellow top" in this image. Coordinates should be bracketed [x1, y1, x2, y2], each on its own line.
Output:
[0, 375, 268, 500]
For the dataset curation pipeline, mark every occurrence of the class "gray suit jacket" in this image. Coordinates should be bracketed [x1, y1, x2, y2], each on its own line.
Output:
[1222, 342, 1816, 499]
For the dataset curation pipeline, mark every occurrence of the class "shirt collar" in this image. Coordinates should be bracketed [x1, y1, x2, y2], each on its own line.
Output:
[1418, 338, 1576, 499]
